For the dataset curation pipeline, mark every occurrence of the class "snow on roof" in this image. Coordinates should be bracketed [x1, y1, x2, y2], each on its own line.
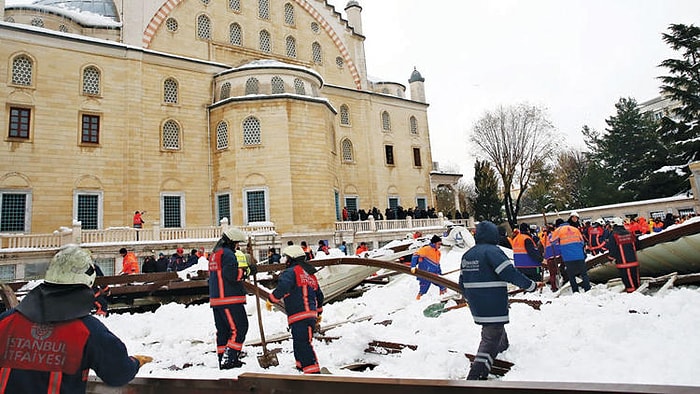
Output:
[6, 1, 121, 28]
[230, 59, 324, 85]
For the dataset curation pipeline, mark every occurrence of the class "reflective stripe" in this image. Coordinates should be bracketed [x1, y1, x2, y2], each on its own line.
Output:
[48, 371, 62, 394]
[288, 310, 318, 325]
[616, 262, 639, 269]
[303, 364, 320, 374]
[494, 260, 512, 274]
[210, 295, 247, 306]
[0, 367, 11, 393]
[462, 281, 507, 289]
[474, 315, 509, 323]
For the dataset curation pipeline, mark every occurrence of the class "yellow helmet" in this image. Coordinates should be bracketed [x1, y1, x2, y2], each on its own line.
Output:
[44, 245, 96, 287]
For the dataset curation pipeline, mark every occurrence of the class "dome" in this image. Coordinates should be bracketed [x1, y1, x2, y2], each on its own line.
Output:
[32, 0, 119, 21]
[408, 67, 425, 83]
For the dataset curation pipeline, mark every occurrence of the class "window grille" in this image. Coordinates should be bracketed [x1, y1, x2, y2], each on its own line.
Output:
[77, 194, 99, 230]
[345, 197, 358, 217]
[341, 139, 353, 162]
[217, 194, 231, 223]
[271, 76, 285, 94]
[245, 78, 259, 95]
[416, 197, 427, 211]
[220, 82, 231, 100]
[229, 0, 240, 11]
[382, 111, 391, 131]
[31, 17, 44, 27]
[258, 0, 270, 19]
[5, 17, 15, 23]
[162, 195, 182, 228]
[284, 3, 295, 25]
[294, 78, 306, 95]
[81, 114, 100, 144]
[340, 105, 350, 125]
[243, 117, 261, 145]
[201, 0, 210, 5]
[59, 24, 69, 32]
[163, 120, 180, 149]
[12, 55, 32, 86]
[336, 56, 344, 68]
[286, 36, 297, 58]
[1, 193, 27, 232]
[413, 147, 422, 167]
[216, 121, 229, 150]
[0, 265, 15, 282]
[229, 23, 242, 45]
[259, 30, 271, 52]
[197, 14, 211, 40]
[163, 78, 178, 104]
[410, 116, 418, 134]
[166, 18, 178, 32]
[311, 22, 320, 34]
[246, 190, 266, 222]
[385, 145, 394, 165]
[9, 107, 31, 139]
[312, 42, 322, 64]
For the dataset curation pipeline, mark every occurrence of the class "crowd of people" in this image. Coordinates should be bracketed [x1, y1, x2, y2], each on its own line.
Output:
[341, 206, 440, 222]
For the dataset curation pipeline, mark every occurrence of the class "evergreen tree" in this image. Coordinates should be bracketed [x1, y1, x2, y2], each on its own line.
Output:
[657, 23, 700, 191]
[595, 97, 666, 200]
[468, 160, 503, 223]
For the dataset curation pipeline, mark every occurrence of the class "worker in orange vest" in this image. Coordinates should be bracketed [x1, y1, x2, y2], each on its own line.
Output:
[118, 248, 140, 275]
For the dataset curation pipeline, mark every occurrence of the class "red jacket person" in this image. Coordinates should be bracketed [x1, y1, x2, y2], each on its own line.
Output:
[0, 245, 152, 393]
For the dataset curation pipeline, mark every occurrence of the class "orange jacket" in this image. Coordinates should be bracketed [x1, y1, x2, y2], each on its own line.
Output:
[121, 252, 140, 274]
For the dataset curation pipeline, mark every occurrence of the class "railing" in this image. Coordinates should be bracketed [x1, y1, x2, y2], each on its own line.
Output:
[1, 232, 62, 250]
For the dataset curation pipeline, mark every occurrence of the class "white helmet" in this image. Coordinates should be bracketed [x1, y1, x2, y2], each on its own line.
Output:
[44, 245, 96, 287]
[610, 217, 625, 227]
[570, 211, 579, 218]
[223, 227, 247, 242]
[282, 245, 306, 259]
[595, 218, 605, 226]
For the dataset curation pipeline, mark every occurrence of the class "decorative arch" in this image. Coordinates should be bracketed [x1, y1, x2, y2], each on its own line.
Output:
[141, 0, 362, 89]
[0, 172, 32, 188]
[243, 173, 267, 187]
[161, 177, 184, 191]
[74, 175, 103, 190]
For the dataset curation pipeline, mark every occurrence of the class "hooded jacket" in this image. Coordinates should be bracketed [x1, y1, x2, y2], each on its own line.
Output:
[459, 221, 536, 325]
[0, 283, 140, 393]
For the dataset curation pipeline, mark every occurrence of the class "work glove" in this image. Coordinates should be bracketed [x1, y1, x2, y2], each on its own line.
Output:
[265, 300, 273, 311]
[314, 315, 322, 333]
[410, 267, 417, 274]
[132, 355, 153, 367]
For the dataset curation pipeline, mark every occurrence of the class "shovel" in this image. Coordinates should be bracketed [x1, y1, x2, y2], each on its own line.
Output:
[253, 274, 279, 368]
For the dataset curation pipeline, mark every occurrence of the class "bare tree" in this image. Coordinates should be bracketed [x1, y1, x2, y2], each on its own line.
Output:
[469, 103, 558, 229]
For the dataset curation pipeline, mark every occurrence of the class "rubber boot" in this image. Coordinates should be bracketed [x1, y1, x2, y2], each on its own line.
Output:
[220, 348, 244, 370]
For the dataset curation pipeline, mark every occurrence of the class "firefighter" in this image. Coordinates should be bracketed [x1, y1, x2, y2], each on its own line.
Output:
[605, 217, 641, 292]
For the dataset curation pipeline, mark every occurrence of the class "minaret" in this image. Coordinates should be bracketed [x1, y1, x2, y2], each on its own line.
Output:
[408, 67, 426, 103]
[344, 0, 363, 35]
[0, 0, 5, 20]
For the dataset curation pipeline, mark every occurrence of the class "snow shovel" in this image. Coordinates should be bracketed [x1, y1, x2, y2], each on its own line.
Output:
[253, 274, 279, 368]
[423, 300, 468, 317]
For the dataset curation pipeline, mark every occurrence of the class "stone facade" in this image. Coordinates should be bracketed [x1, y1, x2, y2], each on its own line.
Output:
[1, 1, 434, 235]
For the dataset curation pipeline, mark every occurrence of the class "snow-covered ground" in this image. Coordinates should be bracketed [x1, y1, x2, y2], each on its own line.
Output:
[100, 244, 700, 387]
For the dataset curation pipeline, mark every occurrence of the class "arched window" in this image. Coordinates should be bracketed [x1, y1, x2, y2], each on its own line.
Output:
[259, 30, 271, 53]
[340, 105, 350, 125]
[229, 23, 242, 45]
[312, 42, 322, 64]
[341, 139, 354, 162]
[284, 3, 295, 25]
[31, 17, 44, 27]
[11, 55, 33, 86]
[243, 116, 261, 146]
[410, 116, 418, 134]
[162, 120, 181, 150]
[336, 56, 344, 68]
[229, 0, 240, 12]
[245, 78, 259, 95]
[197, 14, 211, 40]
[285, 36, 297, 58]
[294, 78, 306, 95]
[165, 18, 178, 32]
[82, 66, 101, 96]
[58, 24, 69, 33]
[220, 82, 231, 100]
[381, 111, 391, 131]
[271, 76, 285, 94]
[216, 121, 229, 150]
[258, 0, 270, 20]
[163, 78, 178, 104]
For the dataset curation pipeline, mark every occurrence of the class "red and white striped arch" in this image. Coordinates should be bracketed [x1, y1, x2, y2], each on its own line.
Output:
[141, 0, 363, 90]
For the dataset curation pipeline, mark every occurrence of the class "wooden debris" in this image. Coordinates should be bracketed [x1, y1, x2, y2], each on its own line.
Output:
[365, 340, 417, 355]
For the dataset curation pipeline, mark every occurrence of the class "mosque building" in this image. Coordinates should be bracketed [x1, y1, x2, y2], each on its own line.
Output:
[1, 0, 435, 235]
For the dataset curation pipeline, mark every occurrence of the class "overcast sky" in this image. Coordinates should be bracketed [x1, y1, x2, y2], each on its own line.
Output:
[328, 0, 700, 180]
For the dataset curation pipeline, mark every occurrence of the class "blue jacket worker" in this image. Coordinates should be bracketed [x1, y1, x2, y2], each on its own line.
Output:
[459, 221, 541, 380]
[0, 245, 152, 393]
